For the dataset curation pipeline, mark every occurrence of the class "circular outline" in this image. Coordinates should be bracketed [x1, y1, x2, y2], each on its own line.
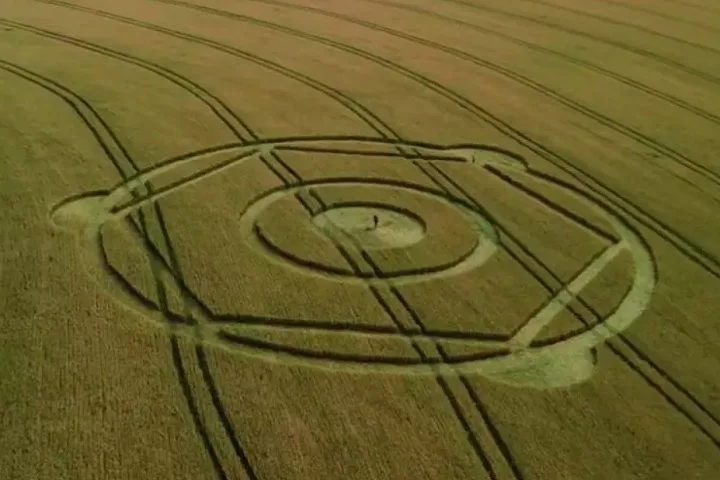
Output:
[51, 137, 655, 377]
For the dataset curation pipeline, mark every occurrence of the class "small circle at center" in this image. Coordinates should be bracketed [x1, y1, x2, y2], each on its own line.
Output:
[312, 205, 426, 250]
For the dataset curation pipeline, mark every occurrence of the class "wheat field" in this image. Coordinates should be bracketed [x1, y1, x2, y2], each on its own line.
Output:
[1, 0, 719, 479]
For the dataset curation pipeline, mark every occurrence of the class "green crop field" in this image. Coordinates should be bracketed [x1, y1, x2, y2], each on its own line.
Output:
[1, 0, 719, 479]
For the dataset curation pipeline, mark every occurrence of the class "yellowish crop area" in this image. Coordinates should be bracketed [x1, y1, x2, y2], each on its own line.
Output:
[1, 0, 719, 479]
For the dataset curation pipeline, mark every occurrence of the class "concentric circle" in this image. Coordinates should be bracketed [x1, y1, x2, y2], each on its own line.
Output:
[238, 179, 500, 286]
[49, 137, 655, 383]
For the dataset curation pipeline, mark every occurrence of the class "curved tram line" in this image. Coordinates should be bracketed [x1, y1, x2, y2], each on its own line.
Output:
[0, 61, 258, 480]
[561, 0, 720, 34]
[0, 22, 527, 479]
[0, 52, 527, 480]
[34, 0, 720, 280]
[665, 0, 720, 16]
[194, 0, 720, 188]
[24, 0, 720, 449]
[432, 0, 720, 83]
[2, 2, 719, 477]
[495, 0, 720, 44]
[356, 0, 720, 124]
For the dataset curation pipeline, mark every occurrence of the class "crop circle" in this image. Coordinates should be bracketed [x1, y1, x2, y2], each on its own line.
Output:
[48, 138, 655, 383]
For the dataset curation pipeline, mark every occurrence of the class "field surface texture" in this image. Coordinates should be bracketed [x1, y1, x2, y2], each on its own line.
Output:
[1, 0, 719, 479]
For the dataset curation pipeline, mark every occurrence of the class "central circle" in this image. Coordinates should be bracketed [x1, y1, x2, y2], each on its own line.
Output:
[312, 205, 426, 251]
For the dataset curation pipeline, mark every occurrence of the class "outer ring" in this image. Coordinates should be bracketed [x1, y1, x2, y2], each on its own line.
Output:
[54, 137, 656, 376]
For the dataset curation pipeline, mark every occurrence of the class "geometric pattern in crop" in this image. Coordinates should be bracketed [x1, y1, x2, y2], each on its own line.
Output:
[51, 136, 656, 389]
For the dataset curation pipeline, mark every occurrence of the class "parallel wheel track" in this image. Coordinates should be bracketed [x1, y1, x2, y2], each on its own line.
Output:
[20, 0, 720, 445]
[434, 0, 720, 86]
[3, 0, 720, 478]
[1, 9, 519, 480]
[27, 2, 720, 285]
[506, 0, 720, 40]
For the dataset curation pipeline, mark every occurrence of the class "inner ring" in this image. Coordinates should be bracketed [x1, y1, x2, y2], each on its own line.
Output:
[238, 179, 500, 286]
